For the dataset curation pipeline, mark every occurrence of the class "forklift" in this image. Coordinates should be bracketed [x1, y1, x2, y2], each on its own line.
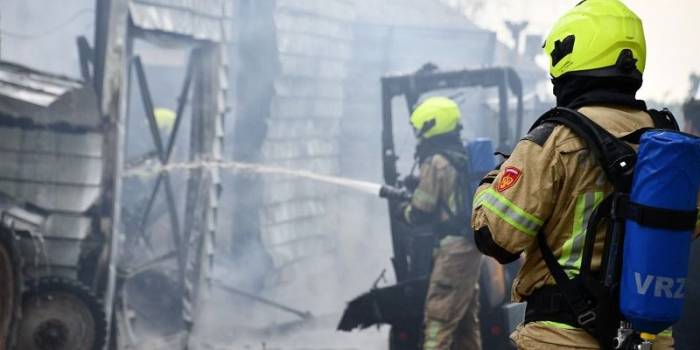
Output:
[339, 65, 526, 350]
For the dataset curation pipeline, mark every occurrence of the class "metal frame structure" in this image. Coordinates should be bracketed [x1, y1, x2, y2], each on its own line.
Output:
[0, 1, 229, 348]
[130, 54, 191, 279]
[116, 20, 227, 350]
[91, 1, 230, 348]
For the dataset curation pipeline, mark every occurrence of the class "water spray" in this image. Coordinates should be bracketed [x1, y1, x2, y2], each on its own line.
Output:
[124, 160, 410, 201]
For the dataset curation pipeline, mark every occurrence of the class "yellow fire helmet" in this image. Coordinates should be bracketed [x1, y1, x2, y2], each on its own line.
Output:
[154, 107, 176, 133]
[544, 0, 646, 80]
[409, 97, 461, 139]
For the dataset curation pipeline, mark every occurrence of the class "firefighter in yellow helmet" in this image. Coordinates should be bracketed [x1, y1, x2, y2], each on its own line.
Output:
[154, 107, 176, 135]
[399, 97, 482, 350]
[472, 0, 699, 349]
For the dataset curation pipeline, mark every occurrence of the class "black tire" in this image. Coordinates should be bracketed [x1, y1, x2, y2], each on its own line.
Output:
[15, 276, 107, 350]
[0, 226, 20, 349]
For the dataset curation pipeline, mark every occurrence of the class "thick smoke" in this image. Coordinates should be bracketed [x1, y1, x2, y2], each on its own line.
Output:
[5, 1, 700, 350]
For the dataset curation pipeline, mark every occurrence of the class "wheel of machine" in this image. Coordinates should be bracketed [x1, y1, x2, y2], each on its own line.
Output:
[15, 276, 107, 350]
[0, 227, 19, 349]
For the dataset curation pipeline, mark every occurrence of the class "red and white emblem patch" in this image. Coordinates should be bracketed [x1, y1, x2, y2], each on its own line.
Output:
[497, 167, 522, 192]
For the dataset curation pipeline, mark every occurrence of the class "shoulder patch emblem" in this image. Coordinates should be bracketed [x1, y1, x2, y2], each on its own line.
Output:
[497, 167, 522, 192]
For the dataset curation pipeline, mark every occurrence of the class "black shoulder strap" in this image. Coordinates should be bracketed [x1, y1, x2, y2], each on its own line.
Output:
[648, 108, 680, 131]
[530, 108, 679, 180]
[620, 109, 681, 144]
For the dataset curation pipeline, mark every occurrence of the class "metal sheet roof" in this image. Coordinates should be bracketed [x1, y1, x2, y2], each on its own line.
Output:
[129, 0, 232, 42]
[0, 62, 82, 108]
[0, 61, 100, 128]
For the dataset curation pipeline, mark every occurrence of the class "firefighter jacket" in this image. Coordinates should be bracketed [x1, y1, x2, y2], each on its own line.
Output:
[402, 153, 459, 231]
[471, 105, 700, 302]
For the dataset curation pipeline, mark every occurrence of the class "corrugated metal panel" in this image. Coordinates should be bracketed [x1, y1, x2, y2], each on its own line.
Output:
[0, 60, 103, 214]
[271, 96, 345, 119]
[261, 139, 338, 160]
[277, 0, 355, 22]
[0, 204, 45, 231]
[42, 214, 92, 240]
[0, 181, 101, 213]
[274, 78, 344, 99]
[17, 239, 83, 268]
[261, 198, 327, 225]
[262, 218, 325, 248]
[0, 128, 103, 212]
[0, 62, 82, 108]
[254, 0, 358, 293]
[129, 0, 231, 42]
[275, 11, 353, 40]
[262, 179, 334, 205]
[278, 56, 350, 80]
[0, 60, 102, 277]
[277, 33, 353, 60]
[266, 119, 340, 141]
[266, 235, 333, 269]
[354, 0, 482, 28]
[0, 62, 100, 128]
[265, 157, 340, 177]
[2, 208, 89, 277]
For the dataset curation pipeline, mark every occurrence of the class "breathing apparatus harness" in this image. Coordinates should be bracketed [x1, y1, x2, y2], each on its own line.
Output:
[524, 107, 696, 349]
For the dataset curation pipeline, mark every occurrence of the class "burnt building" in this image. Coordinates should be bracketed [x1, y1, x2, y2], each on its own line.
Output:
[220, 0, 547, 345]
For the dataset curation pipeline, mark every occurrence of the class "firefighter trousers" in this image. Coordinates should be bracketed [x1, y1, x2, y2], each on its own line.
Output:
[511, 321, 674, 349]
[423, 237, 482, 350]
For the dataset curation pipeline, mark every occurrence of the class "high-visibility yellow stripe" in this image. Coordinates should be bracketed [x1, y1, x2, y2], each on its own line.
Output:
[473, 187, 489, 207]
[659, 328, 673, 337]
[539, 321, 577, 330]
[558, 192, 604, 278]
[485, 188, 544, 225]
[403, 206, 413, 224]
[447, 193, 457, 213]
[423, 320, 443, 350]
[413, 188, 436, 207]
[558, 194, 586, 275]
[473, 188, 484, 206]
[474, 188, 543, 236]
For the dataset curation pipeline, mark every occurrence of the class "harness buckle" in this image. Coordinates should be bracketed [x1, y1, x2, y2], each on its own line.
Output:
[577, 310, 597, 326]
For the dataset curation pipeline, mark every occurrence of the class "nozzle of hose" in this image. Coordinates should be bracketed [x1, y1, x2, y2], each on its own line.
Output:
[379, 185, 411, 201]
